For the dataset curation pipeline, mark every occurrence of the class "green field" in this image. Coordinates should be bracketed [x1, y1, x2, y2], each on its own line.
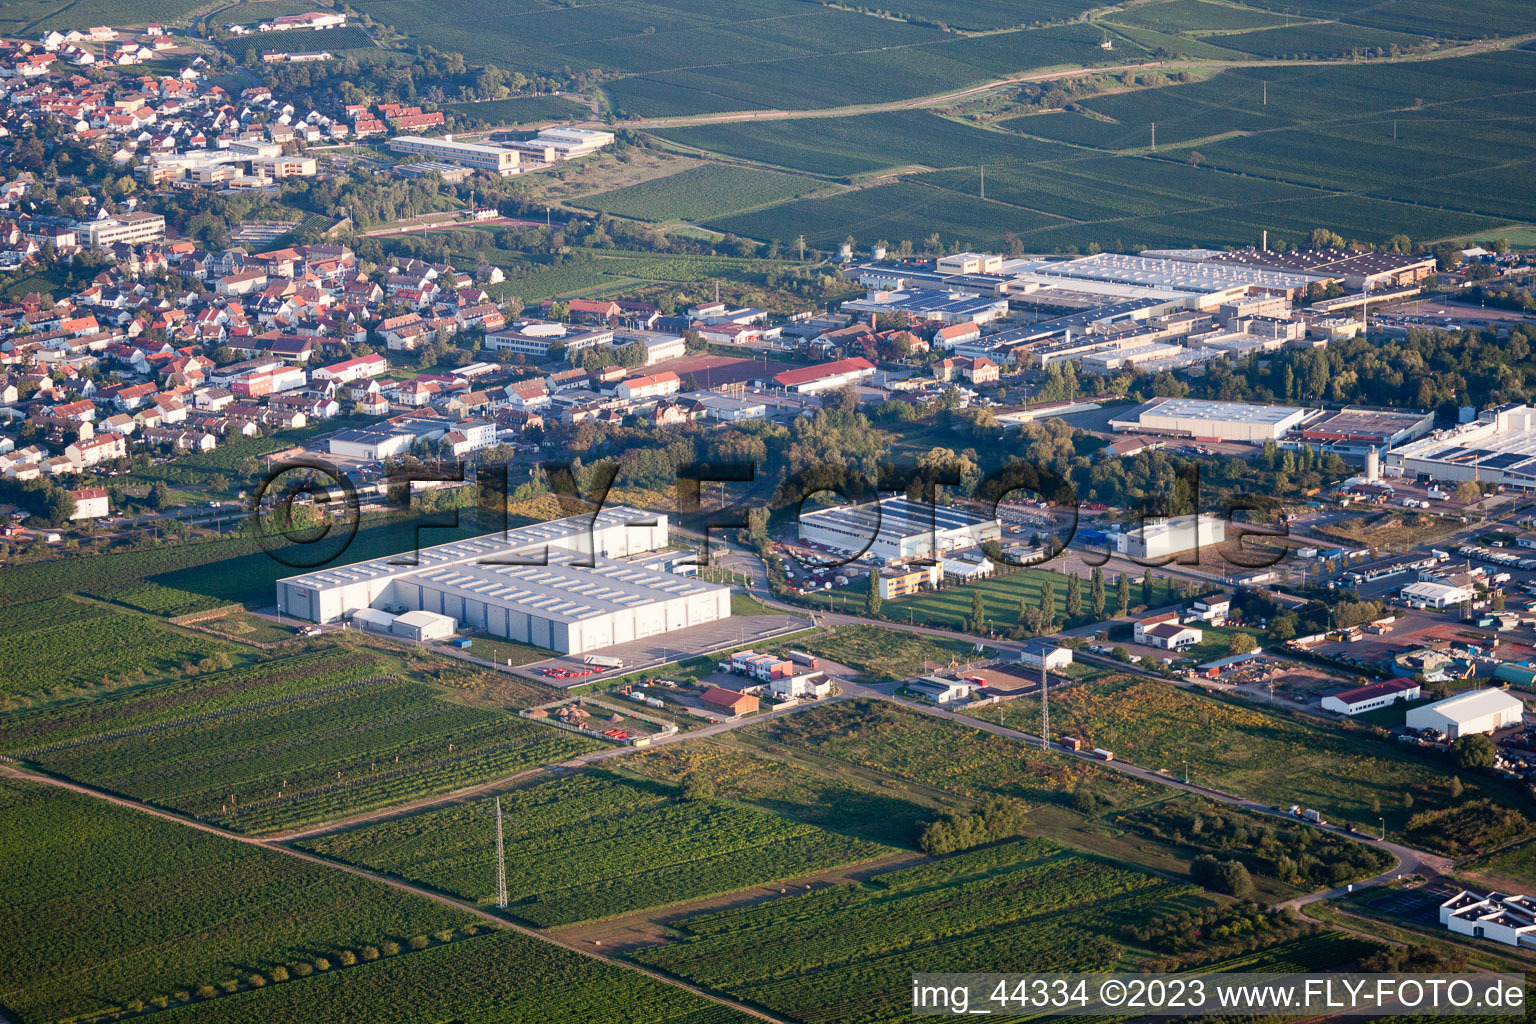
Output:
[0, 506, 524, 612]
[301, 770, 895, 926]
[152, 929, 754, 1024]
[572, 164, 826, 222]
[0, 598, 240, 707]
[0, 779, 474, 1024]
[862, 567, 1185, 635]
[673, 48, 1536, 250]
[623, 740, 944, 849]
[0, 646, 597, 834]
[630, 836, 1374, 1024]
[1110, 0, 1289, 34]
[356, 0, 1139, 115]
[969, 677, 1533, 851]
[752, 697, 1147, 806]
[756, 625, 989, 682]
[658, 110, 1079, 179]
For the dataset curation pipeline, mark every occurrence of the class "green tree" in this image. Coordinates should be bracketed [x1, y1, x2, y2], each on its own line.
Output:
[1228, 632, 1259, 655]
[865, 570, 882, 617]
[1451, 734, 1496, 770]
[1115, 574, 1130, 616]
[682, 773, 715, 800]
[1040, 581, 1056, 628]
[1090, 566, 1105, 618]
[1141, 570, 1153, 608]
[146, 480, 171, 510]
[1067, 573, 1082, 618]
[968, 590, 987, 634]
[1449, 776, 1464, 799]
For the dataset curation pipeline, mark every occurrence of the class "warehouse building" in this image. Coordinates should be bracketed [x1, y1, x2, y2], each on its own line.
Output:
[1388, 404, 1536, 490]
[1320, 678, 1421, 716]
[772, 357, 877, 395]
[1406, 688, 1525, 739]
[1109, 397, 1310, 442]
[388, 135, 520, 175]
[799, 496, 1002, 562]
[1440, 890, 1536, 946]
[276, 507, 730, 654]
[1116, 514, 1226, 561]
[1299, 407, 1435, 451]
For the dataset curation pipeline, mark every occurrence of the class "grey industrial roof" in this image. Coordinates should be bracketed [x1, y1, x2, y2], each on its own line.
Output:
[801, 496, 994, 542]
[278, 505, 660, 591]
[406, 549, 723, 624]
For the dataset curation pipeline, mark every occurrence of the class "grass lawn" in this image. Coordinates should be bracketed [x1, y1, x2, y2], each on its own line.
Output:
[760, 625, 990, 682]
[460, 634, 557, 668]
[804, 568, 1197, 636]
[967, 676, 1532, 854]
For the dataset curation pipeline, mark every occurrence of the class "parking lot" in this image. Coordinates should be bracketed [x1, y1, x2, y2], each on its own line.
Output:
[515, 614, 813, 689]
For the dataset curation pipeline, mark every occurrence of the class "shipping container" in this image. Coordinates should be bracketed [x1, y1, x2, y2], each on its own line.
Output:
[1093, 747, 1114, 761]
[584, 655, 625, 668]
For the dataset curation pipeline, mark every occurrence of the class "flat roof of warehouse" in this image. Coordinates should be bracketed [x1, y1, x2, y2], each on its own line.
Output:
[1119, 397, 1307, 425]
[405, 551, 724, 624]
[800, 496, 994, 539]
[278, 505, 660, 591]
[1303, 407, 1431, 433]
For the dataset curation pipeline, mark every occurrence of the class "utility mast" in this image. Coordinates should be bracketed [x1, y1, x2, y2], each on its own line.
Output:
[494, 796, 508, 909]
[979, 164, 985, 200]
[1039, 660, 1049, 751]
[1149, 122, 1156, 151]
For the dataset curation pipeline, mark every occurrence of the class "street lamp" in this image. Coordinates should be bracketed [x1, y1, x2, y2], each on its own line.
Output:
[1379, 817, 1386, 842]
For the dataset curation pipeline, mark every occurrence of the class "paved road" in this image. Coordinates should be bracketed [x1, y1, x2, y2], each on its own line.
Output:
[877, 691, 1451, 894]
[712, 541, 1454, 897]
[0, 762, 792, 1024]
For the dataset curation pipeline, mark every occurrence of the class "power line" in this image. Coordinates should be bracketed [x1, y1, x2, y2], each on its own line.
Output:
[1039, 660, 1049, 751]
[494, 796, 508, 909]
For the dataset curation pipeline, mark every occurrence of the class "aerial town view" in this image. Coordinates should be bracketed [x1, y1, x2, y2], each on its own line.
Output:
[6, 0, 1536, 1021]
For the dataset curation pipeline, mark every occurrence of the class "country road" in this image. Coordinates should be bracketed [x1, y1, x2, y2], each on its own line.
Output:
[706, 538, 1455, 896]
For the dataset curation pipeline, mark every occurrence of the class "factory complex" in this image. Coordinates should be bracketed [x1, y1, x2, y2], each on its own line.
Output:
[798, 496, 1002, 562]
[1389, 404, 1536, 489]
[276, 507, 731, 654]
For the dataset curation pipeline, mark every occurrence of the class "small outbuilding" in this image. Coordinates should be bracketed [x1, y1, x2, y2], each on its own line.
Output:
[391, 609, 457, 642]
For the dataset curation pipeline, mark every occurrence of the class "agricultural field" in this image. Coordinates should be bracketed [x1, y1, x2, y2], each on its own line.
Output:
[709, 180, 1066, 249]
[0, 779, 474, 1024]
[302, 770, 895, 926]
[1109, 0, 1290, 34]
[751, 697, 1147, 806]
[1, 647, 598, 834]
[685, 47, 1536, 250]
[1213, 22, 1431, 59]
[572, 164, 826, 223]
[0, 598, 240, 708]
[358, 0, 1137, 114]
[153, 929, 755, 1024]
[446, 94, 592, 126]
[622, 741, 942, 848]
[631, 837, 1367, 1024]
[658, 110, 1079, 179]
[14, 0, 202, 32]
[0, 505, 520, 611]
[968, 677, 1533, 851]
[85, 581, 231, 618]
